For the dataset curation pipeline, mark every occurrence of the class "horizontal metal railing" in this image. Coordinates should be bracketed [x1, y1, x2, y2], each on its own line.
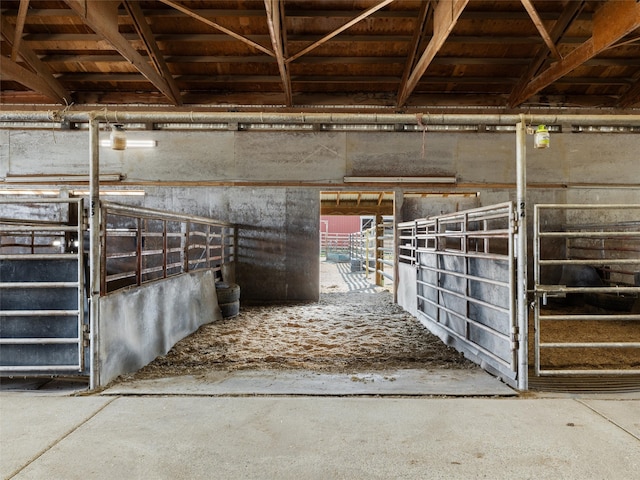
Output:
[101, 202, 235, 294]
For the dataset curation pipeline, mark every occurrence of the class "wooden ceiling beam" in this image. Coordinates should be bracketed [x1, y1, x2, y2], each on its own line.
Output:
[8, 7, 591, 21]
[520, 0, 561, 60]
[509, 1, 585, 108]
[0, 15, 70, 104]
[264, 0, 293, 106]
[510, 0, 640, 107]
[123, 0, 182, 105]
[397, 0, 469, 107]
[158, 0, 274, 57]
[25, 32, 593, 45]
[43, 54, 638, 67]
[398, 1, 432, 104]
[286, 0, 395, 64]
[63, 0, 180, 105]
[0, 56, 66, 103]
[618, 77, 640, 107]
[11, 0, 30, 62]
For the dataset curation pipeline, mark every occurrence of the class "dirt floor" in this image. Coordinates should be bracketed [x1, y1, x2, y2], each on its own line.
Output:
[124, 261, 476, 381]
[118, 261, 639, 384]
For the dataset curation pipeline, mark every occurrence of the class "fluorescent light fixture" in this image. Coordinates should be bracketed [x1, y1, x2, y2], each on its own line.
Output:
[71, 190, 145, 196]
[5, 174, 124, 183]
[99, 139, 157, 148]
[0, 189, 60, 196]
[404, 192, 479, 198]
[344, 176, 457, 184]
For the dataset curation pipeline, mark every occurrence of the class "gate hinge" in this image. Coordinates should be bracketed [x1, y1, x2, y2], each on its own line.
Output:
[82, 324, 90, 347]
[511, 327, 519, 349]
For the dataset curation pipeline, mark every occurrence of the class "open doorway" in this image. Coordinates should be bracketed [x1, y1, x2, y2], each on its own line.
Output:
[106, 190, 485, 393]
[319, 191, 395, 295]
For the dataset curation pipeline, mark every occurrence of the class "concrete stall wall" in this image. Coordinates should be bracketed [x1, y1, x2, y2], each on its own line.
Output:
[106, 186, 320, 303]
[98, 269, 222, 385]
[1, 129, 639, 302]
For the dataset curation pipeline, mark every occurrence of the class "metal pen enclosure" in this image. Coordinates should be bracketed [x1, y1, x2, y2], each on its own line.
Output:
[533, 204, 640, 376]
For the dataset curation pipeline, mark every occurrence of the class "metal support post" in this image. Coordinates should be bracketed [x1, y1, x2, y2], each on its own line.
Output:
[88, 116, 100, 390]
[516, 117, 528, 391]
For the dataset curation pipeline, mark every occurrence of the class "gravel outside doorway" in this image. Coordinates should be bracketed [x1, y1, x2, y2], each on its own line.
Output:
[121, 260, 476, 381]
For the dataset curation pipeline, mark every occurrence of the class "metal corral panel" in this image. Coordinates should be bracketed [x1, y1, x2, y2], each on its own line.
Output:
[398, 203, 518, 386]
[0, 258, 86, 375]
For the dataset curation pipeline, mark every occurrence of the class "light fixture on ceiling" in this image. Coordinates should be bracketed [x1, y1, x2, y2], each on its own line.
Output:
[0, 189, 60, 196]
[99, 139, 157, 148]
[100, 138, 158, 148]
[4, 174, 124, 183]
[71, 190, 145, 196]
[344, 176, 457, 184]
[404, 192, 479, 198]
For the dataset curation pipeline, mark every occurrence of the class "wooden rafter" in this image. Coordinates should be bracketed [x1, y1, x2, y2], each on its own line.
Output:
[123, 0, 182, 105]
[264, 0, 292, 106]
[510, 0, 640, 107]
[158, 0, 274, 57]
[286, 0, 395, 64]
[520, 0, 561, 60]
[0, 56, 66, 103]
[618, 77, 640, 107]
[397, 0, 469, 107]
[1, 15, 70, 104]
[398, 0, 432, 101]
[509, 1, 585, 108]
[63, 0, 181, 105]
[11, 0, 30, 62]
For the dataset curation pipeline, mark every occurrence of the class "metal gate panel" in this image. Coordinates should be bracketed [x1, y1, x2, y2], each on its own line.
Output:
[0, 199, 86, 375]
[533, 204, 640, 376]
[399, 202, 518, 383]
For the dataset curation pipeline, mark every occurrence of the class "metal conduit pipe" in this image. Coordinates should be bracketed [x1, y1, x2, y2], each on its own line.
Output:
[1, 111, 640, 126]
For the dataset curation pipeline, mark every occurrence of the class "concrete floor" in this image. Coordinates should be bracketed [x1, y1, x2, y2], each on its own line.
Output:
[1, 374, 639, 480]
[2, 263, 638, 478]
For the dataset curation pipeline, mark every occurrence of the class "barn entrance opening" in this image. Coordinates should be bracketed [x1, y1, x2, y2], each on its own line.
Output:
[319, 191, 395, 293]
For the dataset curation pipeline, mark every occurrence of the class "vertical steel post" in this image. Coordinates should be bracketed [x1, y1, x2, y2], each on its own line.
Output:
[136, 217, 143, 286]
[375, 213, 383, 286]
[516, 117, 528, 391]
[163, 219, 168, 279]
[393, 189, 403, 303]
[88, 116, 100, 390]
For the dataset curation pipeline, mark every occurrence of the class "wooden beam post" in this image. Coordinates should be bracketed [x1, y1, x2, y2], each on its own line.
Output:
[64, 0, 182, 105]
[510, 0, 640, 107]
[264, 0, 293, 106]
[397, 0, 469, 106]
